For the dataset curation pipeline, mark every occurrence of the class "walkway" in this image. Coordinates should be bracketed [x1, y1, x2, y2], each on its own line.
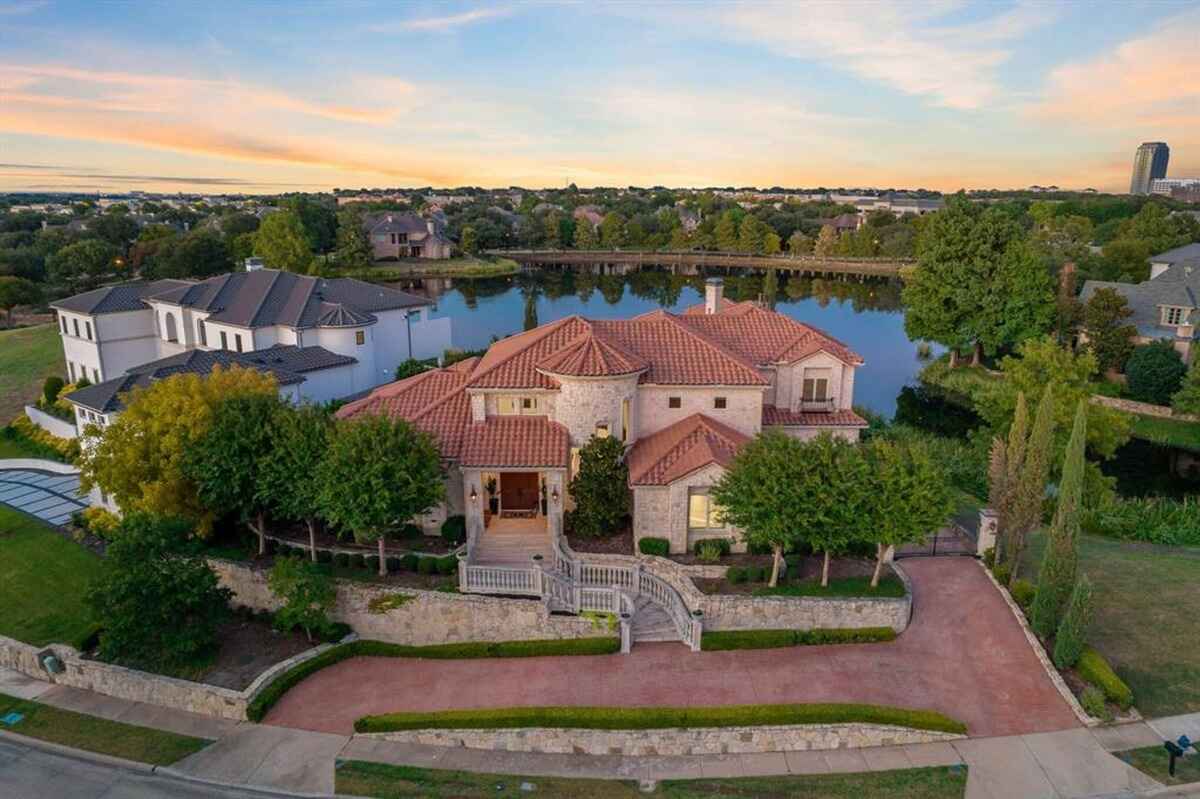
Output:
[0, 466, 88, 526]
[264, 558, 1079, 737]
[471, 516, 553, 565]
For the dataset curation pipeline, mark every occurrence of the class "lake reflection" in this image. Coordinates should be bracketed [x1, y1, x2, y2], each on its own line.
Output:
[393, 269, 937, 417]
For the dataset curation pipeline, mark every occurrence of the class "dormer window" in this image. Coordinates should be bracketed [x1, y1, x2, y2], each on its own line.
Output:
[1163, 306, 1188, 326]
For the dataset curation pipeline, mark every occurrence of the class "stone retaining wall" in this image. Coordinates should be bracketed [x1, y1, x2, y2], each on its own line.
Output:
[210, 559, 599, 646]
[0, 633, 338, 721]
[369, 722, 963, 756]
[1090, 394, 1200, 422]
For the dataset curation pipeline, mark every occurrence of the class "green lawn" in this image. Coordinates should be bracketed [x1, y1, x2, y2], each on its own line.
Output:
[0, 506, 102, 648]
[1115, 746, 1200, 786]
[1023, 531, 1200, 716]
[0, 324, 64, 423]
[0, 435, 52, 460]
[0, 692, 209, 765]
[1129, 414, 1200, 453]
[354, 256, 521, 280]
[335, 761, 967, 798]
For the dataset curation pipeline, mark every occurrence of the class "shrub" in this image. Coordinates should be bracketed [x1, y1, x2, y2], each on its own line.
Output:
[334, 552, 350, 568]
[799, 627, 896, 645]
[385, 556, 401, 573]
[638, 537, 669, 557]
[569, 435, 631, 536]
[701, 627, 895, 651]
[1081, 496, 1200, 546]
[245, 637, 619, 722]
[1125, 341, 1187, 405]
[694, 538, 732, 557]
[350, 553, 367, 570]
[399, 553, 419, 572]
[400, 523, 421, 539]
[748, 566, 768, 583]
[417, 556, 436, 575]
[8, 414, 80, 462]
[440, 515, 466, 545]
[1076, 646, 1133, 710]
[317, 549, 333, 564]
[356, 702, 966, 736]
[366, 555, 380, 573]
[79, 507, 120, 539]
[1052, 576, 1093, 669]
[981, 547, 995, 568]
[1079, 686, 1112, 722]
[436, 556, 457, 575]
[696, 540, 725, 563]
[991, 561, 1012, 586]
[42, 376, 65, 406]
[726, 566, 747, 584]
[1011, 579, 1036, 612]
[268, 555, 335, 643]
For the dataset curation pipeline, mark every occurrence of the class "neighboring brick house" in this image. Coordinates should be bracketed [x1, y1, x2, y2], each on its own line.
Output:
[364, 213, 453, 260]
[1079, 243, 1200, 364]
[338, 278, 866, 554]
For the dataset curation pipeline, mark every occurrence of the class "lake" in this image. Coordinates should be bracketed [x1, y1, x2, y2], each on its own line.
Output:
[393, 268, 936, 418]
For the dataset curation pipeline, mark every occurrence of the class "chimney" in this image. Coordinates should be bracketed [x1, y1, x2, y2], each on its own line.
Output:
[704, 277, 723, 315]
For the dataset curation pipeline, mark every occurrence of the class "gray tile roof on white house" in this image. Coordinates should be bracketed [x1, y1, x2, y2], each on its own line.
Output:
[1150, 242, 1200, 265]
[63, 345, 356, 414]
[51, 279, 191, 315]
[1080, 260, 1200, 341]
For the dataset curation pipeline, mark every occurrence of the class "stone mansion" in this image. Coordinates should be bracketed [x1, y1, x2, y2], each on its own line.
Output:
[338, 278, 867, 557]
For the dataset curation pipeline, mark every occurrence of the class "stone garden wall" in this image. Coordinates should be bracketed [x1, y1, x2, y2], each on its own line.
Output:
[369, 722, 963, 756]
[210, 559, 599, 646]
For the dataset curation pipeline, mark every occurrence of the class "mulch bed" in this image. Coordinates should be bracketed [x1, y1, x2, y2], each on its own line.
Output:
[669, 552, 774, 567]
[566, 527, 633, 555]
[693, 556, 878, 595]
[270, 521, 457, 555]
[199, 615, 316, 690]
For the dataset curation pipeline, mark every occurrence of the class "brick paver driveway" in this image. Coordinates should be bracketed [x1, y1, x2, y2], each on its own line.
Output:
[264, 557, 1079, 737]
[0, 468, 88, 526]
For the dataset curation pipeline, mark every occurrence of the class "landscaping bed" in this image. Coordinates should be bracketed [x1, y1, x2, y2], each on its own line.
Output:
[185, 612, 317, 690]
[354, 702, 967, 735]
[269, 521, 459, 556]
[566, 526, 632, 555]
[0, 691, 210, 766]
[693, 556, 905, 598]
[335, 760, 968, 798]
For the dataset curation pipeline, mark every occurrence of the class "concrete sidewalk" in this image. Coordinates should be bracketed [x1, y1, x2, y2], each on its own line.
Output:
[1, 666, 1194, 798]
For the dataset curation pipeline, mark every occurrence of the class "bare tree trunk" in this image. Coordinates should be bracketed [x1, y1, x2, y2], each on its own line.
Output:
[871, 543, 885, 588]
[255, 512, 266, 556]
[948, 349, 960, 368]
[971, 341, 982, 366]
[307, 518, 318, 563]
[769, 544, 783, 588]
[821, 550, 831, 588]
[378, 537, 387, 577]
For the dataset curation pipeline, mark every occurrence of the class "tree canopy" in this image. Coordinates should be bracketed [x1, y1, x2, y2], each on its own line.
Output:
[254, 210, 312, 272]
[1125, 341, 1187, 406]
[567, 434, 630, 537]
[1080, 288, 1136, 374]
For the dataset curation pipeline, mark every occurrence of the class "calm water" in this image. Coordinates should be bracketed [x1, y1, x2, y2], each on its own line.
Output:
[398, 269, 937, 417]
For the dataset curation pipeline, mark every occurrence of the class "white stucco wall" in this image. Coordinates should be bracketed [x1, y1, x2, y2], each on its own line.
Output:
[636, 386, 764, 439]
[312, 325, 378, 392]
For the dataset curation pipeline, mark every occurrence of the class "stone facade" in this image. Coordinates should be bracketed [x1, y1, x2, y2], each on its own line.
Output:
[211, 559, 599, 646]
[369, 722, 962, 756]
[636, 386, 764, 439]
[550, 374, 640, 446]
[633, 463, 746, 555]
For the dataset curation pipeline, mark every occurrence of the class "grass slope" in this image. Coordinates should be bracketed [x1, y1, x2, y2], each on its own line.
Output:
[1023, 531, 1200, 716]
[1116, 746, 1200, 787]
[0, 506, 101, 648]
[0, 692, 209, 765]
[0, 323, 64, 422]
[335, 761, 967, 799]
[1130, 414, 1200, 453]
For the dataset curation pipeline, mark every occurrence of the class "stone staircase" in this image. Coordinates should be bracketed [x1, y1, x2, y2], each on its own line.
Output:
[630, 597, 682, 644]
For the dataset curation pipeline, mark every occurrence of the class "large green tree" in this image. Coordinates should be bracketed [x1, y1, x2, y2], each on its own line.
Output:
[0, 276, 41, 327]
[599, 212, 627, 248]
[86, 513, 232, 671]
[319, 415, 444, 576]
[573, 218, 597, 249]
[1125, 341, 1187, 406]
[1172, 360, 1200, 415]
[285, 196, 338, 253]
[47, 238, 118, 292]
[184, 393, 283, 556]
[1081, 288, 1136, 374]
[255, 210, 312, 272]
[259, 405, 332, 561]
[568, 434, 630, 538]
[334, 207, 373, 269]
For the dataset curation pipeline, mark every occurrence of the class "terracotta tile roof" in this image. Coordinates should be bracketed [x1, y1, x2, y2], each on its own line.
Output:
[762, 406, 869, 428]
[459, 416, 570, 468]
[679, 298, 756, 316]
[335, 358, 478, 458]
[467, 316, 591, 389]
[677, 303, 863, 366]
[627, 413, 751, 486]
[536, 330, 648, 377]
[589, 313, 768, 386]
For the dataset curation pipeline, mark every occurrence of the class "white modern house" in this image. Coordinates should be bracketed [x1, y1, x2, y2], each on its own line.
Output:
[52, 268, 452, 435]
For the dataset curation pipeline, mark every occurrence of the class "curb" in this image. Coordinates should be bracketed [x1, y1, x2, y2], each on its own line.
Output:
[157, 766, 337, 798]
[0, 728, 155, 773]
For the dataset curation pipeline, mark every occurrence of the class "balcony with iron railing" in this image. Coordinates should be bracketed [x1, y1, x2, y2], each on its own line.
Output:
[800, 397, 837, 413]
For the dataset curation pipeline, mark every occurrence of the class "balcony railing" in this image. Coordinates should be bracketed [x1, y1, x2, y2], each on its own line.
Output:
[800, 397, 837, 412]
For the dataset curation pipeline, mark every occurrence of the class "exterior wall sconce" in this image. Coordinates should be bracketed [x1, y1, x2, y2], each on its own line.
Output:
[551, 487, 560, 503]
[470, 486, 478, 502]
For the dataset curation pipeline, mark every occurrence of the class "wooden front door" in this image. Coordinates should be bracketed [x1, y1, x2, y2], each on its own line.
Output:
[500, 472, 539, 512]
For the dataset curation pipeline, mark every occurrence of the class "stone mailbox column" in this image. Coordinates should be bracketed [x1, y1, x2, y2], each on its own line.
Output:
[978, 508, 999, 558]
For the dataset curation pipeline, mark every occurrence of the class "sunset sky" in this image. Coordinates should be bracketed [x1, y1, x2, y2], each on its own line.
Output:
[1, 0, 1197, 194]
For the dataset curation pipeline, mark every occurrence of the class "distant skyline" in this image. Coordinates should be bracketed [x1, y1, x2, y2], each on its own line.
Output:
[1, 0, 1198, 194]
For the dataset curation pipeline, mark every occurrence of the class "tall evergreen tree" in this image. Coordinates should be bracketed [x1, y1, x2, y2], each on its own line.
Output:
[1007, 384, 1055, 584]
[1052, 574, 1093, 669]
[714, 211, 739, 252]
[1030, 400, 1087, 639]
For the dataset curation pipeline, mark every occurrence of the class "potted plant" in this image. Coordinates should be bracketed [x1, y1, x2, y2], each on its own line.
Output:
[485, 477, 499, 514]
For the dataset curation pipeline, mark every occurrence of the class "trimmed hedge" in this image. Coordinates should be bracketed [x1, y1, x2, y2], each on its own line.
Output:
[399, 553, 419, 572]
[334, 552, 350, 568]
[638, 537, 669, 557]
[435, 556, 457, 575]
[441, 515, 466, 545]
[355, 702, 966, 735]
[246, 637, 619, 723]
[701, 626, 897, 651]
[1077, 646, 1133, 710]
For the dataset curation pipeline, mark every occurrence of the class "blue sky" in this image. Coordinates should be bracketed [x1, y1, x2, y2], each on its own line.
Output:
[1, 0, 1197, 193]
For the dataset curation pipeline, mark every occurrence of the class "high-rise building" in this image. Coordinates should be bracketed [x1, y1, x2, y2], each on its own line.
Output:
[1130, 142, 1170, 195]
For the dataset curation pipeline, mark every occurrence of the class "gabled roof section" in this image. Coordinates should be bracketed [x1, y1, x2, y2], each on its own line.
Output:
[1151, 243, 1200, 265]
[317, 302, 377, 328]
[627, 413, 750, 486]
[466, 316, 592, 389]
[676, 303, 864, 366]
[145, 269, 429, 328]
[335, 358, 479, 459]
[536, 329, 648, 378]
[63, 345, 355, 414]
[51, 279, 192, 315]
[459, 416, 570, 468]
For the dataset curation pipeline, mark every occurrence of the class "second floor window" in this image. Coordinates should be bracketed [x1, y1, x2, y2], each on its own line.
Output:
[235, 334, 244, 353]
[668, 396, 681, 408]
[1165, 306, 1187, 325]
[72, 319, 80, 337]
[714, 397, 727, 409]
[803, 368, 832, 403]
[59, 315, 66, 334]
[198, 322, 207, 346]
[85, 321, 92, 340]
[356, 330, 365, 345]
[497, 396, 539, 415]
[220, 331, 228, 350]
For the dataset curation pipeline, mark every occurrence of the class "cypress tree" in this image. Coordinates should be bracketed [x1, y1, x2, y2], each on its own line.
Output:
[1031, 400, 1087, 639]
[1008, 384, 1055, 584]
[993, 392, 1028, 563]
[1052, 574, 1094, 669]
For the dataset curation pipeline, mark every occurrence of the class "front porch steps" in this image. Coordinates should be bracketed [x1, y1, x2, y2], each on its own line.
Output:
[630, 597, 682, 644]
